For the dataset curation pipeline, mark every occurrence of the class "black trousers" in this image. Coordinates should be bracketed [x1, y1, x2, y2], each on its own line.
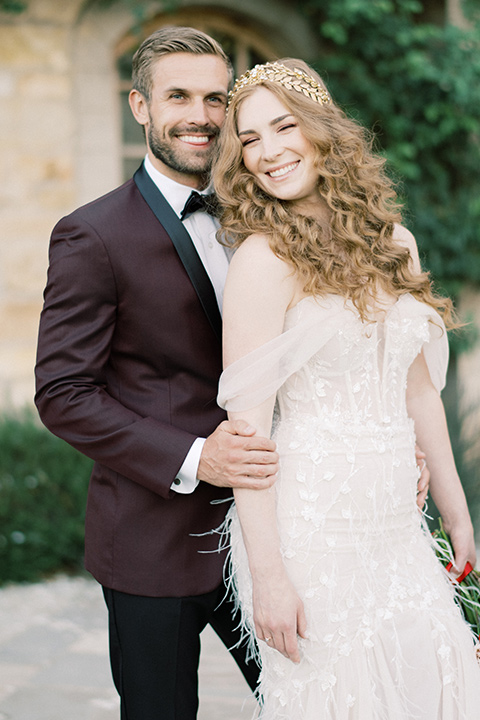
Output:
[102, 583, 259, 720]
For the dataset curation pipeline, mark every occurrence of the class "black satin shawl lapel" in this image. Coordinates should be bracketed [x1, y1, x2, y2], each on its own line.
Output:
[134, 164, 222, 343]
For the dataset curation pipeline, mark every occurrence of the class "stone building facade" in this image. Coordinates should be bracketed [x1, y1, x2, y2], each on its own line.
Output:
[0, 0, 478, 424]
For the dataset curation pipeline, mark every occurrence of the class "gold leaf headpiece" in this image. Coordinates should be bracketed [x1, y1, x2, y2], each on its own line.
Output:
[227, 62, 332, 109]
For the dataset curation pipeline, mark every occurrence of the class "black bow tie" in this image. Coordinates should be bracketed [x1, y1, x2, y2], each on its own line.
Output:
[180, 191, 215, 221]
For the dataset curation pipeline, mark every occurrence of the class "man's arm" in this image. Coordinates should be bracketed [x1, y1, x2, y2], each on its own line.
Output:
[36, 217, 278, 498]
[34, 217, 198, 498]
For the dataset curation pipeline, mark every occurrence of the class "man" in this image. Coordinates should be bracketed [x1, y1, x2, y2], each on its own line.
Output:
[35, 25, 429, 719]
[35, 26, 276, 720]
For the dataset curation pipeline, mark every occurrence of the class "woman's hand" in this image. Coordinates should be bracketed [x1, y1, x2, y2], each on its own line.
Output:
[252, 566, 307, 663]
[445, 519, 477, 579]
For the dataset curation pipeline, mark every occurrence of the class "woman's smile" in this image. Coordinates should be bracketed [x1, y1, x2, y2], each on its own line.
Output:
[266, 161, 300, 179]
[237, 86, 322, 212]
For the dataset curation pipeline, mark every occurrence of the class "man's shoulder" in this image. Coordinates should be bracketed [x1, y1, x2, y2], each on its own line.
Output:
[63, 177, 139, 225]
[50, 175, 161, 243]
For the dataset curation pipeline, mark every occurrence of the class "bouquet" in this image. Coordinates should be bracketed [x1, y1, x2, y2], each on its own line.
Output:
[432, 519, 480, 663]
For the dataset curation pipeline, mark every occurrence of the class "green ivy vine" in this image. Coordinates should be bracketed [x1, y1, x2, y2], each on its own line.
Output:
[298, 0, 480, 305]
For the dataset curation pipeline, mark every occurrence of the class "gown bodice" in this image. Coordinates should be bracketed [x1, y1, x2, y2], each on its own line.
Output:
[218, 292, 448, 428]
[276, 294, 445, 446]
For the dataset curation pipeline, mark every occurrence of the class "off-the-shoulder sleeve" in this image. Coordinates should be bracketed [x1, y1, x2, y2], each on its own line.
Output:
[400, 294, 449, 393]
[218, 298, 347, 412]
[424, 321, 449, 393]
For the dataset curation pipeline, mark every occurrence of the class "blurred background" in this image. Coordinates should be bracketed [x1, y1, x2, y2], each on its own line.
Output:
[0, 0, 479, 585]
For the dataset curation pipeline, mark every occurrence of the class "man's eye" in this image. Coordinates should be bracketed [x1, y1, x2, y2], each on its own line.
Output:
[170, 93, 185, 100]
[207, 96, 225, 105]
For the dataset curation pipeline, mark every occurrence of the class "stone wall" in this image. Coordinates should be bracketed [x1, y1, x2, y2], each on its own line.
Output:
[0, 0, 83, 407]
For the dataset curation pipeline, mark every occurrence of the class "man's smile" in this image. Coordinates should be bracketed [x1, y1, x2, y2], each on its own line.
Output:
[177, 134, 212, 146]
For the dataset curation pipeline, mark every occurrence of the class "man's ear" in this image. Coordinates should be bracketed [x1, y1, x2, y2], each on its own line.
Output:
[129, 89, 149, 127]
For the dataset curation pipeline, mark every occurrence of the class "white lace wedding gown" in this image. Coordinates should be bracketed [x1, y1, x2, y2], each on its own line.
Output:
[218, 293, 480, 719]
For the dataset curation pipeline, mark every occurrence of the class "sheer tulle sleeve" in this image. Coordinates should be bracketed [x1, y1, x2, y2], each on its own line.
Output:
[401, 294, 449, 393]
[423, 320, 449, 393]
[218, 298, 347, 412]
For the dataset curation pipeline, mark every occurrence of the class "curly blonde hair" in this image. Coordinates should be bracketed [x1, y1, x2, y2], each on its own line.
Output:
[213, 58, 455, 326]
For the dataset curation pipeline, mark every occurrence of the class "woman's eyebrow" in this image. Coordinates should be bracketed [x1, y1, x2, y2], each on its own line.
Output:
[238, 114, 294, 137]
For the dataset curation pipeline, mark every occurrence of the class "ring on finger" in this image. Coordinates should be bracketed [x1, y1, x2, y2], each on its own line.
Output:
[264, 636, 272, 644]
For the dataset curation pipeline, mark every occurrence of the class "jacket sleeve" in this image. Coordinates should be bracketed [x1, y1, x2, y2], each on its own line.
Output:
[34, 215, 197, 499]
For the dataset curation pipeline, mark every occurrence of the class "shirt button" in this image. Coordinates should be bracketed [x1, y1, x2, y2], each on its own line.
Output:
[173, 478, 181, 485]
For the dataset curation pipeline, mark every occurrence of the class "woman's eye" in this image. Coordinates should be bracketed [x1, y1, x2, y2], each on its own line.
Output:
[241, 137, 257, 147]
[279, 123, 296, 132]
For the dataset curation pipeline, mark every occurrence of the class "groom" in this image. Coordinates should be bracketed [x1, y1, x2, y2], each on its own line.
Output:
[35, 26, 278, 720]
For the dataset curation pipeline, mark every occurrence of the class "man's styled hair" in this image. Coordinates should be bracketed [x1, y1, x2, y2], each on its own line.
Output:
[132, 25, 234, 100]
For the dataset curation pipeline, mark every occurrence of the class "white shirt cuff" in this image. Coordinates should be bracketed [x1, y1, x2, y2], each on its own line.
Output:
[171, 437, 205, 494]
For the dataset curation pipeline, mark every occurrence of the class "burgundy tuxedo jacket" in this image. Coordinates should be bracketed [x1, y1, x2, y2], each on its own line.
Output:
[35, 165, 231, 597]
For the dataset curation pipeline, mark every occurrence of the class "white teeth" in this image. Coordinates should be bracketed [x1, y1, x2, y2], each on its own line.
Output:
[268, 162, 298, 178]
[179, 135, 209, 144]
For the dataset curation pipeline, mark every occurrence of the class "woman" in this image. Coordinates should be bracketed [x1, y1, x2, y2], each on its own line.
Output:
[212, 59, 480, 718]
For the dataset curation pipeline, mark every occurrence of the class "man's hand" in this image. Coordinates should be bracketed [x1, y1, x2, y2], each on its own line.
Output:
[415, 445, 430, 509]
[197, 420, 279, 489]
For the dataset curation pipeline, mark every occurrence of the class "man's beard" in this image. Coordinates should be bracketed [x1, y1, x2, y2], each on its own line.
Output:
[148, 120, 219, 177]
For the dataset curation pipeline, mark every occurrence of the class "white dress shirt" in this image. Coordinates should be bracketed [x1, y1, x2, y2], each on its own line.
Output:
[144, 156, 230, 494]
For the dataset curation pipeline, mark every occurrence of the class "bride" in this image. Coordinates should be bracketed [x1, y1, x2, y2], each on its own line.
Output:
[212, 59, 480, 718]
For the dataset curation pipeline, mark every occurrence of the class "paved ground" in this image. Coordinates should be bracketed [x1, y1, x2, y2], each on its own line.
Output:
[0, 574, 258, 720]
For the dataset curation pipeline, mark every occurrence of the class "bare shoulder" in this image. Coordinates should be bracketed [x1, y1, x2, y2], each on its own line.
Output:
[393, 223, 416, 249]
[224, 233, 297, 321]
[230, 233, 291, 280]
[233, 233, 277, 260]
[392, 223, 421, 272]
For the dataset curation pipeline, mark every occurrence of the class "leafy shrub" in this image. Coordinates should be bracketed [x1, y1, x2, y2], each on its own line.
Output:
[298, 0, 480, 308]
[0, 412, 92, 585]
